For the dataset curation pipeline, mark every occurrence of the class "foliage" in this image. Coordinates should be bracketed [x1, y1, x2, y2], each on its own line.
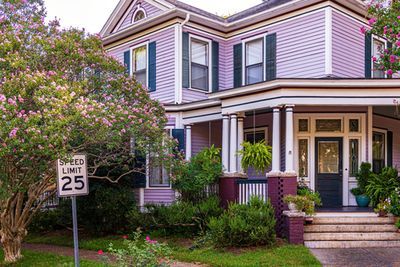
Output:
[283, 194, 318, 215]
[365, 167, 400, 206]
[364, 0, 400, 75]
[207, 196, 276, 247]
[172, 146, 222, 202]
[374, 199, 391, 214]
[107, 231, 172, 267]
[29, 208, 65, 233]
[0, 0, 175, 262]
[389, 188, 400, 216]
[297, 181, 322, 207]
[238, 140, 272, 175]
[352, 162, 373, 196]
[128, 196, 223, 235]
[396, 218, 400, 229]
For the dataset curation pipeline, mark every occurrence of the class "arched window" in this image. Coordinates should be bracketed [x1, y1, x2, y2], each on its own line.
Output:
[133, 9, 146, 23]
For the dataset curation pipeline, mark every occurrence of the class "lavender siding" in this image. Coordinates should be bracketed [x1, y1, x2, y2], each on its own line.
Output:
[191, 121, 222, 155]
[373, 115, 400, 168]
[117, 0, 163, 31]
[107, 27, 176, 104]
[221, 10, 326, 90]
[144, 189, 175, 205]
[332, 10, 365, 78]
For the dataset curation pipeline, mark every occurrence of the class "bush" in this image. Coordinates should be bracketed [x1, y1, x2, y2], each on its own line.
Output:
[352, 162, 373, 196]
[366, 167, 400, 206]
[207, 196, 275, 247]
[29, 208, 65, 233]
[172, 146, 222, 203]
[128, 196, 222, 235]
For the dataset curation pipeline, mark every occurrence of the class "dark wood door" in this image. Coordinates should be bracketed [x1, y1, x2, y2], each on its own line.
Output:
[315, 137, 343, 207]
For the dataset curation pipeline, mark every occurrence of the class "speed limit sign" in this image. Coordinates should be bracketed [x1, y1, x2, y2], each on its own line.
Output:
[56, 154, 89, 197]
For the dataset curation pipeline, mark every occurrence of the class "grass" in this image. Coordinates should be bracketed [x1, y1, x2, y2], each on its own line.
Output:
[0, 249, 102, 267]
[26, 232, 321, 267]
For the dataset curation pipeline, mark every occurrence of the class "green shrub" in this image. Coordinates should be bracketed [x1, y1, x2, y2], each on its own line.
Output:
[172, 146, 222, 203]
[297, 186, 322, 207]
[366, 167, 400, 206]
[207, 196, 275, 247]
[29, 208, 65, 233]
[352, 162, 373, 196]
[238, 140, 272, 175]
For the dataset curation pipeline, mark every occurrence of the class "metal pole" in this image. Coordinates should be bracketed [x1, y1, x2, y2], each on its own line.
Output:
[71, 196, 80, 267]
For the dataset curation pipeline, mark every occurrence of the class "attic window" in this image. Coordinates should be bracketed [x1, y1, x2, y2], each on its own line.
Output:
[133, 9, 146, 22]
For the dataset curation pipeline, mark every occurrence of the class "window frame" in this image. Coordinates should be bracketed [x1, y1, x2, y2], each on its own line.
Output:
[189, 34, 212, 92]
[244, 127, 269, 145]
[372, 128, 388, 173]
[242, 34, 266, 86]
[132, 7, 147, 23]
[371, 35, 388, 79]
[130, 42, 149, 88]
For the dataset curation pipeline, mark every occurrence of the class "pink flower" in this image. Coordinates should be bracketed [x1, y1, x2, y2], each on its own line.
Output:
[387, 69, 393, 76]
[398, 16, 400, 19]
[396, 41, 400, 48]
[360, 26, 367, 34]
[122, 235, 128, 239]
[9, 128, 18, 138]
[390, 55, 397, 63]
[372, 56, 377, 62]
[97, 250, 104, 255]
[368, 17, 377, 26]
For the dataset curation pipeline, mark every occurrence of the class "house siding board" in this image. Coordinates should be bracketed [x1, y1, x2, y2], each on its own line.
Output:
[220, 10, 326, 90]
[144, 189, 175, 204]
[107, 27, 175, 104]
[332, 10, 365, 78]
[373, 115, 400, 168]
[117, 0, 163, 31]
[191, 121, 222, 155]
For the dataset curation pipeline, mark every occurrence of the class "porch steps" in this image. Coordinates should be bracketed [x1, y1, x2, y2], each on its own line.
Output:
[304, 213, 400, 248]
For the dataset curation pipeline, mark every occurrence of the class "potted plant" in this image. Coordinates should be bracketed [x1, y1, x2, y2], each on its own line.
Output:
[238, 140, 272, 175]
[366, 167, 399, 207]
[374, 199, 391, 217]
[283, 194, 317, 216]
[350, 163, 372, 207]
[297, 182, 322, 222]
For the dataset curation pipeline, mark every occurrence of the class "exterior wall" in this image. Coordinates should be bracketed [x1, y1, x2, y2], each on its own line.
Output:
[107, 26, 176, 104]
[191, 121, 222, 155]
[144, 189, 175, 205]
[373, 115, 400, 168]
[116, 0, 163, 32]
[332, 10, 365, 78]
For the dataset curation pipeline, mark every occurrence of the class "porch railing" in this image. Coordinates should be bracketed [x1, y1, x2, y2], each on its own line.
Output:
[236, 179, 268, 205]
[38, 191, 59, 209]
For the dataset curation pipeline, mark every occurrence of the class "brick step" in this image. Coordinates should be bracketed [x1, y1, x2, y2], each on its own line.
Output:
[312, 216, 396, 225]
[304, 232, 400, 241]
[305, 240, 400, 249]
[304, 224, 398, 233]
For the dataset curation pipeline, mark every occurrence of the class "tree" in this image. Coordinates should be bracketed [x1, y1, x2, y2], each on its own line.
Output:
[363, 0, 400, 75]
[0, 0, 174, 262]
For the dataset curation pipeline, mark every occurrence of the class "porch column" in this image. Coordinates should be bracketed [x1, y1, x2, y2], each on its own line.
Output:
[237, 116, 244, 173]
[270, 107, 281, 174]
[185, 124, 192, 161]
[285, 105, 295, 174]
[229, 114, 238, 173]
[222, 114, 230, 172]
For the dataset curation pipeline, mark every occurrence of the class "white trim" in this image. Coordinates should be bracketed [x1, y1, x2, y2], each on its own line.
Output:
[115, 0, 138, 31]
[371, 35, 388, 78]
[324, 6, 333, 76]
[130, 41, 149, 88]
[188, 34, 213, 93]
[368, 106, 373, 162]
[241, 35, 266, 86]
[132, 5, 147, 24]
[174, 24, 182, 104]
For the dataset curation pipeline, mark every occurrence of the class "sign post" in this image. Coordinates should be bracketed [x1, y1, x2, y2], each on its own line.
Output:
[57, 154, 89, 267]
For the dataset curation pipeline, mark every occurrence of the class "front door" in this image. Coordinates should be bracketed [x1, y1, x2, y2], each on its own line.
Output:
[315, 137, 343, 207]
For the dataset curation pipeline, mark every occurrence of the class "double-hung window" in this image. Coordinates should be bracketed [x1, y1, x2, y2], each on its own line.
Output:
[148, 129, 171, 187]
[372, 131, 386, 173]
[191, 39, 209, 91]
[132, 45, 147, 86]
[245, 38, 264, 85]
[372, 38, 386, 78]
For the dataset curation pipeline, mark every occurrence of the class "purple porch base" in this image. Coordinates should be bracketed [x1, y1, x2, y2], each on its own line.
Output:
[219, 174, 246, 209]
[283, 211, 305, 244]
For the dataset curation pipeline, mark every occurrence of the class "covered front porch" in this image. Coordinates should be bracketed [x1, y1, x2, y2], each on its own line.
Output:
[179, 80, 400, 208]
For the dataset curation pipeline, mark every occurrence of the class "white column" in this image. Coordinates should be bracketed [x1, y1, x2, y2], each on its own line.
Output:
[185, 124, 192, 161]
[229, 114, 238, 173]
[270, 107, 281, 175]
[237, 116, 244, 173]
[222, 115, 230, 173]
[368, 106, 373, 163]
[285, 105, 295, 174]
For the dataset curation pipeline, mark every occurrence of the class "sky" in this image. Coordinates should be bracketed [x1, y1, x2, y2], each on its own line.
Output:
[44, 0, 263, 33]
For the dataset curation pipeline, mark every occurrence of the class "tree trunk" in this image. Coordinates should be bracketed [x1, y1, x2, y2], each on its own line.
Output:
[0, 228, 26, 263]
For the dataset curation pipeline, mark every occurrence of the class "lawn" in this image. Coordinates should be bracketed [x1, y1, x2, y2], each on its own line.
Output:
[26, 232, 321, 267]
[0, 249, 101, 267]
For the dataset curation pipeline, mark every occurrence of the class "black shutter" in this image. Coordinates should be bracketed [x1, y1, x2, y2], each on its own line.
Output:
[172, 129, 185, 154]
[387, 42, 393, 78]
[212, 41, 219, 92]
[148, 41, 157, 92]
[365, 33, 372, 78]
[133, 152, 146, 188]
[233, 43, 243, 88]
[387, 131, 393, 167]
[124, 50, 131, 75]
[265, 33, 277, 81]
[182, 32, 190, 88]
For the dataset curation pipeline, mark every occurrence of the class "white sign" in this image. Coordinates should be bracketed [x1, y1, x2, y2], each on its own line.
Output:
[57, 154, 89, 197]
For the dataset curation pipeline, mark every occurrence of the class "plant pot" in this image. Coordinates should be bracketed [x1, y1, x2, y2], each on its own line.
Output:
[355, 195, 370, 207]
[288, 203, 298, 212]
[378, 210, 388, 217]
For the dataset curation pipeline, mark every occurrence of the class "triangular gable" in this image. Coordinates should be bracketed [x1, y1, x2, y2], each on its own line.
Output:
[100, 0, 174, 37]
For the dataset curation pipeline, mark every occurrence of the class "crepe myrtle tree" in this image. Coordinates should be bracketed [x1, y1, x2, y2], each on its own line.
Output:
[362, 0, 400, 75]
[0, 0, 176, 262]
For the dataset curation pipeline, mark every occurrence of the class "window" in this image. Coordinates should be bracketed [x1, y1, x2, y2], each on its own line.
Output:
[298, 119, 309, 132]
[316, 119, 342, 132]
[245, 39, 264, 85]
[244, 128, 268, 144]
[148, 129, 171, 187]
[132, 45, 147, 86]
[372, 38, 385, 78]
[191, 39, 209, 90]
[349, 119, 360, 132]
[373, 131, 386, 173]
[298, 139, 308, 178]
[349, 139, 359, 177]
[133, 10, 145, 22]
